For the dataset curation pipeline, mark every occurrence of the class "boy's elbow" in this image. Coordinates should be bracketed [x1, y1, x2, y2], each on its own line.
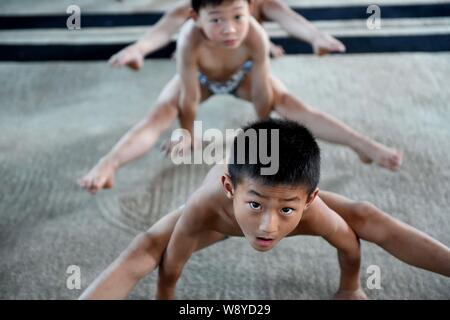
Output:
[338, 235, 361, 262]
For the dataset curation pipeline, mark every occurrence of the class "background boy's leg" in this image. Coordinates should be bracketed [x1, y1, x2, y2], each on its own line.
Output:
[78, 76, 211, 194]
[78, 75, 182, 193]
[319, 191, 450, 277]
[269, 75, 402, 171]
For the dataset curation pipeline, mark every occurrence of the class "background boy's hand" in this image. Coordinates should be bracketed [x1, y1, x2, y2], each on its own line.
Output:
[312, 33, 346, 56]
[108, 44, 144, 71]
[269, 42, 285, 58]
[333, 288, 368, 300]
[77, 158, 117, 194]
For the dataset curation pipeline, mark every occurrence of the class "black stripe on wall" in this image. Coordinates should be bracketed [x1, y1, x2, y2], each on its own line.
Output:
[0, 4, 449, 30]
[1, 34, 449, 61]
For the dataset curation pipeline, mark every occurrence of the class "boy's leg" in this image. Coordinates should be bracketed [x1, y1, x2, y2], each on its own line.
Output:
[235, 74, 402, 170]
[270, 76, 402, 171]
[78, 76, 211, 194]
[80, 207, 226, 300]
[319, 191, 450, 277]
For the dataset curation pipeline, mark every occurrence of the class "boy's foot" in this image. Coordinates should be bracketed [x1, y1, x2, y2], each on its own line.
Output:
[354, 140, 402, 171]
[78, 158, 117, 194]
[312, 33, 346, 56]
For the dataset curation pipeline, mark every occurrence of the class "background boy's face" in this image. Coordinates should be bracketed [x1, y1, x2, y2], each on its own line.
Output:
[195, 0, 251, 49]
[222, 175, 315, 252]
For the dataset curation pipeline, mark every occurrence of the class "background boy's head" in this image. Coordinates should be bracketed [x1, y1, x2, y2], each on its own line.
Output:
[222, 118, 321, 251]
[191, 0, 252, 49]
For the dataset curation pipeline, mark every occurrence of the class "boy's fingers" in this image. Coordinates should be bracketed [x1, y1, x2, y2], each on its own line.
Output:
[108, 55, 119, 67]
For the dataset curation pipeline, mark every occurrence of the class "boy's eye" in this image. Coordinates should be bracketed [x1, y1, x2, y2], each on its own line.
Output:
[249, 202, 261, 210]
[235, 15, 243, 20]
[280, 208, 294, 216]
[210, 18, 221, 23]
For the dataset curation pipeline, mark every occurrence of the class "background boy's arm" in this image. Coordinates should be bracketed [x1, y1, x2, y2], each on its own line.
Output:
[249, 21, 274, 118]
[136, 2, 191, 56]
[304, 197, 366, 299]
[176, 30, 201, 143]
[261, 0, 345, 55]
[109, 1, 191, 70]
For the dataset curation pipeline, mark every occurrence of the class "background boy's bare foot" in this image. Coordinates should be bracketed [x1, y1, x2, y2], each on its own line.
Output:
[108, 45, 144, 71]
[355, 141, 403, 171]
[312, 33, 346, 56]
[78, 158, 117, 194]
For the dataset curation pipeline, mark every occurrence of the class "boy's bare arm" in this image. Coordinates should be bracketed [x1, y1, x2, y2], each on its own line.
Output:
[248, 20, 274, 118]
[261, 0, 345, 55]
[109, 1, 190, 69]
[176, 27, 201, 140]
[136, 2, 191, 56]
[156, 200, 205, 299]
[302, 197, 366, 299]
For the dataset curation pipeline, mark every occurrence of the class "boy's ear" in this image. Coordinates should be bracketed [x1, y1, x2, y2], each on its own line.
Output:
[304, 188, 319, 210]
[221, 174, 235, 199]
[190, 8, 199, 21]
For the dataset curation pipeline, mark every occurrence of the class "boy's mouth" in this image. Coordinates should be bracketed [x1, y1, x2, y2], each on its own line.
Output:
[223, 39, 238, 47]
[255, 236, 275, 247]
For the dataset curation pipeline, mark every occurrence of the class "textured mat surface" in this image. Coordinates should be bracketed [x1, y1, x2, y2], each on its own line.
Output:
[1, 52, 449, 299]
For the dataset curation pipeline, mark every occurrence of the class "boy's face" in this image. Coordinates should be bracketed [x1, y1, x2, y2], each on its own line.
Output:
[193, 0, 251, 49]
[222, 175, 318, 252]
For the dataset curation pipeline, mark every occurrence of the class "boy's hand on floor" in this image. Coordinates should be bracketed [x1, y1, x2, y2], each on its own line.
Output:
[108, 45, 144, 71]
[333, 288, 368, 300]
[312, 33, 346, 56]
[77, 158, 117, 194]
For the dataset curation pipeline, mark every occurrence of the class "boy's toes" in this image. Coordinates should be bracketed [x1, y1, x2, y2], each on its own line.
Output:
[389, 154, 402, 170]
[78, 178, 90, 189]
[104, 179, 113, 189]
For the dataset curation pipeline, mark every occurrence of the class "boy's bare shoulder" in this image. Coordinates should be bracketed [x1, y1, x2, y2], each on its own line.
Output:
[245, 17, 270, 56]
[290, 196, 341, 237]
[179, 164, 229, 231]
[177, 19, 203, 53]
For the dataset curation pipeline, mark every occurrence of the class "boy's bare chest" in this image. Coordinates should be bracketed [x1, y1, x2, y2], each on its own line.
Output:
[197, 47, 251, 82]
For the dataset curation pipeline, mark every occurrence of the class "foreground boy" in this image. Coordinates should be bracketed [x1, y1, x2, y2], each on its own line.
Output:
[79, 0, 402, 194]
[80, 119, 449, 300]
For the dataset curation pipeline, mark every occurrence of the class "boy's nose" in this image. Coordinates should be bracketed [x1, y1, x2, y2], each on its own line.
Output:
[258, 212, 278, 234]
[222, 22, 236, 34]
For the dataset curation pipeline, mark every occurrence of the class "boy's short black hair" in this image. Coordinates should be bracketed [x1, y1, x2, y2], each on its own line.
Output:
[228, 118, 321, 195]
[192, 0, 250, 13]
